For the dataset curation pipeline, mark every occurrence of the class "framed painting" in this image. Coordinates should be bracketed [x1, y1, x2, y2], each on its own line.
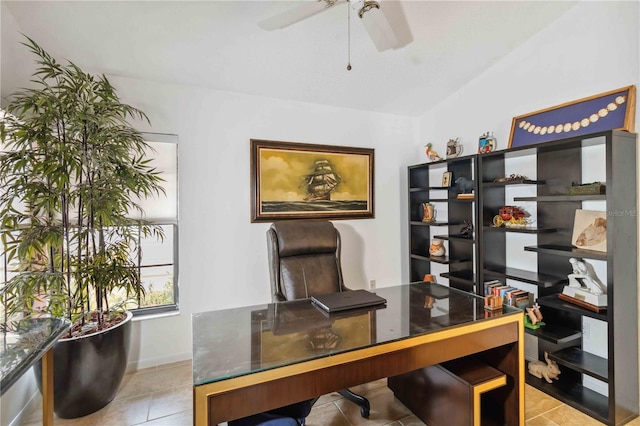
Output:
[508, 85, 636, 149]
[250, 139, 374, 222]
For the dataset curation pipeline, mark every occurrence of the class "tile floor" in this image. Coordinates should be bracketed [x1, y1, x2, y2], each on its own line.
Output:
[21, 360, 640, 426]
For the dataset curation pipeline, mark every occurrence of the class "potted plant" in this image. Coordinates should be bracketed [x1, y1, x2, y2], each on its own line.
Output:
[0, 37, 164, 418]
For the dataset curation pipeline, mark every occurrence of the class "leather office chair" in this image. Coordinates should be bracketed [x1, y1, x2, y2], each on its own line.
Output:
[266, 219, 371, 418]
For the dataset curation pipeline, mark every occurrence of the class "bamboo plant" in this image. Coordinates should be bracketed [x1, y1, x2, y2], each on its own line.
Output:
[0, 37, 164, 337]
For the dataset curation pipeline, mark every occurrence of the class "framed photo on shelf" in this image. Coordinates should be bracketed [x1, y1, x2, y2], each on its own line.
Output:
[571, 209, 607, 253]
[508, 85, 636, 149]
[250, 139, 374, 222]
[442, 171, 452, 187]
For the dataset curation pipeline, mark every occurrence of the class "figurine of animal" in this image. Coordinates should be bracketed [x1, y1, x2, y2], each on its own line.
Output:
[455, 176, 474, 193]
[528, 351, 561, 383]
[460, 220, 473, 239]
[424, 143, 442, 161]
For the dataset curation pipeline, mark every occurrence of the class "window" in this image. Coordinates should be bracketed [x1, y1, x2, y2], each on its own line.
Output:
[130, 133, 179, 316]
[0, 132, 179, 320]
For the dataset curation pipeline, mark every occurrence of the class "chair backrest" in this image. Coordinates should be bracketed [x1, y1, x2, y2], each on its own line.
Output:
[267, 220, 347, 301]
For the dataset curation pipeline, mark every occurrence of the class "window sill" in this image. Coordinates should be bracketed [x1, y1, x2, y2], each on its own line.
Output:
[131, 308, 180, 322]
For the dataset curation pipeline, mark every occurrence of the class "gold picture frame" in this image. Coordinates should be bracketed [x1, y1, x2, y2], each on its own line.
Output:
[508, 85, 636, 149]
[250, 139, 374, 222]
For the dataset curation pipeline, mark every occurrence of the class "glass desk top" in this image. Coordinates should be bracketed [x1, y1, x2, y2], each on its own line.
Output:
[0, 317, 71, 395]
[192, 282, 521, 387]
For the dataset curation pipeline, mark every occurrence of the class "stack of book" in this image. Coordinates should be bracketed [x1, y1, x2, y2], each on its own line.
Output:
[484, 280, 532, 310]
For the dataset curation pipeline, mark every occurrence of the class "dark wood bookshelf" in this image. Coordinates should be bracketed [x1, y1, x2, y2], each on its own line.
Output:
[409, 131, 638, 425]
[473, 130, 637, 425]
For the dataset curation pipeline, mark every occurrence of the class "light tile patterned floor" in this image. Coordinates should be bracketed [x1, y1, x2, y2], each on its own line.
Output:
[21, 360, 640, 425]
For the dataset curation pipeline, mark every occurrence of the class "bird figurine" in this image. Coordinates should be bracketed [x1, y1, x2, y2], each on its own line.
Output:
[424, 143, 442, 161]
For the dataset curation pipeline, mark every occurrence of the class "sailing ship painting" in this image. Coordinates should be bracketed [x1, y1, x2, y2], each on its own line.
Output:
[251, 140, 374, 221]
[304, 159, 341, 201]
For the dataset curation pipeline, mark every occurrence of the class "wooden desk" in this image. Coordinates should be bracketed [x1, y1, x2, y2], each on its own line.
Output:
[0, 318, 71, 426]
[192, 283, 524, 425]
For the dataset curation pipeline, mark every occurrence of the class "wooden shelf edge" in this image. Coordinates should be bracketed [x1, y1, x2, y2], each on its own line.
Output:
[440, 271, 476, 286]
[524, 245, 607, 261]
[514, 194, 606, 202]
[548, 347, 608, 382]
[483, 267, 567, 288]
[536, 294, 608, 321]
[483, 226, 557, 234]
[482, 179, 544, 187]
[433, 234, 475, 243]
[524, 324, 581, 345]
[410, 221, 451, 226]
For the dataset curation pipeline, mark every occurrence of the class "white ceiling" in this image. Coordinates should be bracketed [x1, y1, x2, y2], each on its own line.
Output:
[3, 1, 579, 117]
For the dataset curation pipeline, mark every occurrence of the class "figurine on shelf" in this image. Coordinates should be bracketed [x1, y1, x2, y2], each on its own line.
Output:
[493, 174, 530, 183]
[424, 143, 442, 161]
[429, 239, 446, 257]
[526, 303, 543, 325]
[446, 138, 463, 159]
[455, 176, 474, 194]
[562, 258, 607, 307]
[492, 206, 529, 228]
[422, 202, 436, 223]
[478, 131, 496, 153]
[460, 220, 473, 239]
[423, 274, 436, 283]
[528, 352, 561, 384]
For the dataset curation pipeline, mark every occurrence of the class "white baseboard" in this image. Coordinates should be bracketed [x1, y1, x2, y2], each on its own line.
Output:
[5, 386, 40, 426]
[126, 351, 192, 372]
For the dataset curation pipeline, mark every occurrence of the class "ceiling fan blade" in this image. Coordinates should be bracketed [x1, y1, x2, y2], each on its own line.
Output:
[380, 0, 413, 49]
[358, 0, 413, 51]
[358, 4, 397, 51]
[258, 1, 338, 30]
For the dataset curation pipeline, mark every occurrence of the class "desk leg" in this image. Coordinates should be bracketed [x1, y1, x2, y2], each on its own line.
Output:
[41, 349, 54, 426]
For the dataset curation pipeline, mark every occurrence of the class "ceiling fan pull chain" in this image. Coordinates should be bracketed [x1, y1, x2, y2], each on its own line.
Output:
[347, 0, 352, 70]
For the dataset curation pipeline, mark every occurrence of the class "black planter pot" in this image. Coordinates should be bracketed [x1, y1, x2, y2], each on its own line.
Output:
[34, 311, 133, 419]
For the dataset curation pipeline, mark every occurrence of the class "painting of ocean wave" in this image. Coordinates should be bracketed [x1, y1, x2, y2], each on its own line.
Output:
[262, 200, 368, 213]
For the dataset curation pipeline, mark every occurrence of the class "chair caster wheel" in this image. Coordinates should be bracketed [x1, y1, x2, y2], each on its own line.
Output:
[360, 407, 370, 418]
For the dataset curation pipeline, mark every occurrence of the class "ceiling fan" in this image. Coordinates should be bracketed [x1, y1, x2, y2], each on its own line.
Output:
[258, 0, 413, 52]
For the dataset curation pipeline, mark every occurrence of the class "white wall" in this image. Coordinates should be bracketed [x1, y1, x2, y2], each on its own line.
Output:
[109, 77, 415, 371]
